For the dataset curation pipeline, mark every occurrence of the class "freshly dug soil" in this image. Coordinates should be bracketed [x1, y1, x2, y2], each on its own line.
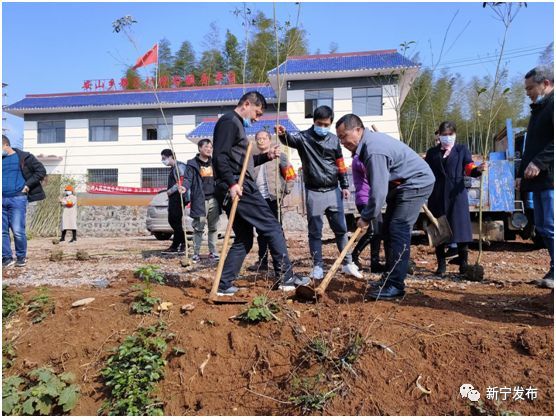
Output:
[2, 236, 553, 415]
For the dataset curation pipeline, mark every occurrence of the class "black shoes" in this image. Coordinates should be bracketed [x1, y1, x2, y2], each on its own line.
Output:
[365, 284, 405, 301]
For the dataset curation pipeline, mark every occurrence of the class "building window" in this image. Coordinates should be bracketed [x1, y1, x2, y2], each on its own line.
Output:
[352, 87, 383, 116]
[141, 168, 170, 188]
[304, 89, 333, 118]
[37, 121, 65, 144]
[142, 117, 172, 140]
[89, 118, 118, 142]
[87, 169, 118, 186]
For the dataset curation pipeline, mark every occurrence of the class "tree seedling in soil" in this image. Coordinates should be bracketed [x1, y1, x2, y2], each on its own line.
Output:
[134, 264, 165, 285]
[289, 373, 337, 414]
[100, 322, 171, 416]
[338, 332, 365, 367]
[27, 288, 55, 324]
[235, 296, 280, 323]
[130, 285, 161, 315]
[2, 367, 80, 415]
[2, 285, 24, 321]
[308, 338, 331, 361]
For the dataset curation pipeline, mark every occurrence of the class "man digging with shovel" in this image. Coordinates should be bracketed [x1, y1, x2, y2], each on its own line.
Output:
[211, 91, 310, 296]
[336, 114, 435, 301]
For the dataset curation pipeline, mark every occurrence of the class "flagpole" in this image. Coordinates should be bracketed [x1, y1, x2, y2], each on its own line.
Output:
[155, 42, 159, 90]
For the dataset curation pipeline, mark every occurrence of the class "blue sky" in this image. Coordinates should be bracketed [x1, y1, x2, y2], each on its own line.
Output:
[2, 1, 554, 147]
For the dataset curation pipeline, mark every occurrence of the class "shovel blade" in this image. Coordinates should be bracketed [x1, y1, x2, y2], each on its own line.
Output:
[295, 285, 318, 302]
[426, 215, 452, 247]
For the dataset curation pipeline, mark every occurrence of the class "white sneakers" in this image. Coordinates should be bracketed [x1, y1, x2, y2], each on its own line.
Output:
[309, 265, 324, 280]
[341, 262, 363, 279]
[310, 263, 363, 280]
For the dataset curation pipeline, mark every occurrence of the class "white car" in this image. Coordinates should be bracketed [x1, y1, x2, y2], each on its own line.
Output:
[146, 191, 228, 240]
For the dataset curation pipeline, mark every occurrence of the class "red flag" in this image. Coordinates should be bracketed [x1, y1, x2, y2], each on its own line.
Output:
[132, 44, 158, 69]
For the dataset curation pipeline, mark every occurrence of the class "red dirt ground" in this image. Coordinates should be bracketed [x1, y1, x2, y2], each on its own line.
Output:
[2, 235, 554, 415]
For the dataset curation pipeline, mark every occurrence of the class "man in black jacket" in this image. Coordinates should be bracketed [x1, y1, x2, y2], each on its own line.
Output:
[2, 135, 46, 267]
[212, 91, 309, 296]
[184, 138, 221, 263]
[276, 106, 362, 281]
[517, 65, 554, 288]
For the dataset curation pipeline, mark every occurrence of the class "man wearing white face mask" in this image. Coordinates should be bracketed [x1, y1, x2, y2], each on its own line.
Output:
[518, 65, 554, 289]
[276, 105, 362, 280]
[160, 149, 188, 255]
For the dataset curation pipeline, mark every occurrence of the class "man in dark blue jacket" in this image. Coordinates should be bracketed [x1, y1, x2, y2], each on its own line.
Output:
[277, 106, 362, 281]
[2, 135, 46, 267]
[184, 138, 221, 263]
[517, 65, 554, 289]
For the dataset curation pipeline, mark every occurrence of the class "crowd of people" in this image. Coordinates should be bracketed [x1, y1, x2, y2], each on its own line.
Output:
[2, 65, 553, 299]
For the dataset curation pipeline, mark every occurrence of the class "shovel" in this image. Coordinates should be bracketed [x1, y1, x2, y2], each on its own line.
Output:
[209, 142, 253, 304]
[422, 205, 452, 247]
[296, 227, 363, 301]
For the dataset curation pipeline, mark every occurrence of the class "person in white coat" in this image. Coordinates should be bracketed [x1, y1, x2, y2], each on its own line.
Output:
[60, 185, 77, 242]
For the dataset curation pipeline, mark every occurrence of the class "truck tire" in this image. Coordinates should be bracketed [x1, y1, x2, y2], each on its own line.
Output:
[154, 232, 172, 241]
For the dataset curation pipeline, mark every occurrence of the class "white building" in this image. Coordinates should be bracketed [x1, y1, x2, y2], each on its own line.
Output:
[6, 50, 419, 190]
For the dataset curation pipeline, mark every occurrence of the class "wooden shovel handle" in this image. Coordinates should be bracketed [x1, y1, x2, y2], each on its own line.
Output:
[210, 142, 253, 300]
[315, 227, 363, 296]
[421, 205, 440, 228]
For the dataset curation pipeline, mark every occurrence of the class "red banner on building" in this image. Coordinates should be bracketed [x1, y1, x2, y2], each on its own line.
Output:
[87, 183, 164, 195]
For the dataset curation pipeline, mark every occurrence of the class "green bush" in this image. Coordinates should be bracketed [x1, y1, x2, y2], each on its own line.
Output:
[134, 265, 165, 284]
[130, 285, 160, 315]
[237, 296, 280, 323]
[100, 322, 171, 416]
[27, 288, 55, 324]
[2, 285, 24, 321]
[2, 367, 79, 415]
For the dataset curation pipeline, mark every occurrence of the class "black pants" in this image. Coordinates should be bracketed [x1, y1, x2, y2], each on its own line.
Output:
[168, 195, 186, 248]
[354, 204, 382, 263]
[382, 185, 433, 290]
[216, 180, 293, 289]
[257, 198, 281, 265]
[61, 230, 76, 240]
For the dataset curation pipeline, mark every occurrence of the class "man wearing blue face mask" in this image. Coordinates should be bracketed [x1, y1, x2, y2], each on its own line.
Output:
[276, 105, 362, 281]
[212, 91, 310, 296]
[518, 65, 554, 289]
[2, 135, 46, 268]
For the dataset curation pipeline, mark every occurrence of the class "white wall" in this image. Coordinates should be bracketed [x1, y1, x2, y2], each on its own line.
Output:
[22, 115, 199, 190]
[285, 84, 401, 169]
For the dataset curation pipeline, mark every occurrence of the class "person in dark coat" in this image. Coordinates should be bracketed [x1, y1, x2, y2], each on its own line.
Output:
[518, 66, 554, 289]
[160, 149, 187, 255]
[425, 121, 486, 276]
[184, 138, 221, 263]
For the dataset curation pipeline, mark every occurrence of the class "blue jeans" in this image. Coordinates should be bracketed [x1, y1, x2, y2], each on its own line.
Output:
[2, 195, 28, 261]
[532, 189, 554, 270]
[382, 185, 433, 290]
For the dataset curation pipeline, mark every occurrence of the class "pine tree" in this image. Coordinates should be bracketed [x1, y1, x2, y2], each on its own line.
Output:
[173, 41, 196, 78]
[224, 30, 244, 84]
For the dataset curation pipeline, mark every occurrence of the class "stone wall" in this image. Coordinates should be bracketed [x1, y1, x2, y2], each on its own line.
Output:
[77, 206, 150, 237]
[26, 205, 330, 238]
